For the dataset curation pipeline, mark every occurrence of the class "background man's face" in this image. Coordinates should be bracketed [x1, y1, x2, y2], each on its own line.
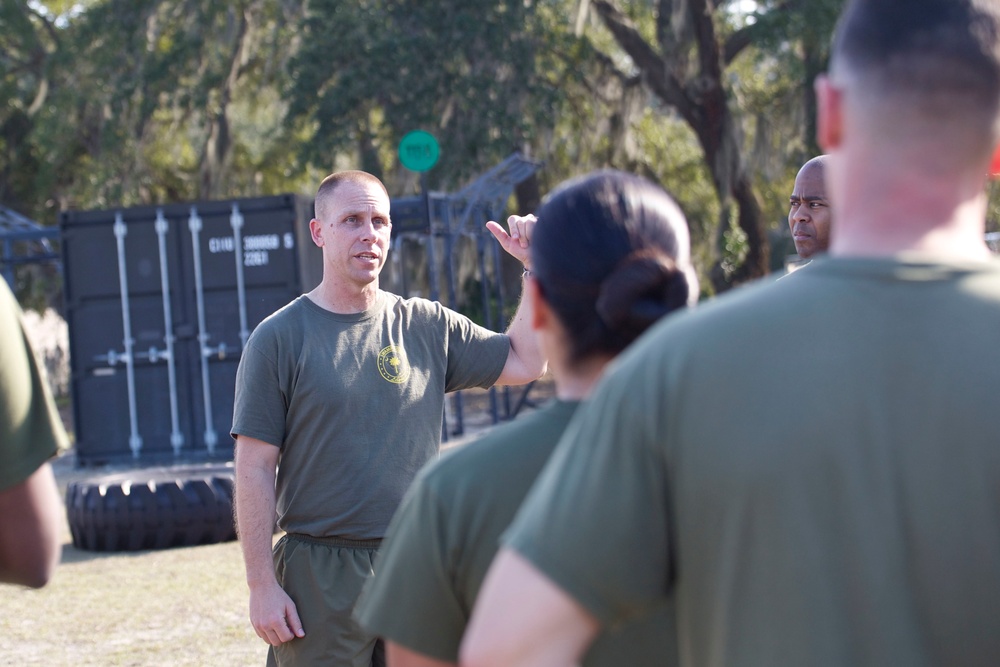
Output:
[788, 164, 831, 259]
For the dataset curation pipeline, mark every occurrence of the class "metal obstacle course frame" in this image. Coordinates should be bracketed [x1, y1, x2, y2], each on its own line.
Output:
[388, 153, 544, 438]
[0, 205, 60, 289]
[55, 153, 541, 464]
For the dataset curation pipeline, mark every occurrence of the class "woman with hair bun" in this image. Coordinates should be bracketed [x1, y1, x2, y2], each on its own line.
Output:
[354, 170, 696, 667]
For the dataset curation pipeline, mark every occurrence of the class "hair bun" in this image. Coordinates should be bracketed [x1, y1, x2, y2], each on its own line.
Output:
[595, 250, 689, 330]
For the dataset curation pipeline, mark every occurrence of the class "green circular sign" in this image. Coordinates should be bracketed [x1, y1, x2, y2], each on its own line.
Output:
[398, 130, 440, 172]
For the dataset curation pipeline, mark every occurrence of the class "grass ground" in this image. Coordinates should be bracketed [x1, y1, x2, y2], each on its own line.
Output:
[0, 455, 264, 666]
[1, 380, 555, 666]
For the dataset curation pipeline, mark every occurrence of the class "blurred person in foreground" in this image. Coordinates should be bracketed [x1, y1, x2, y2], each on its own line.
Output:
[232, 170, 545, 666]
[353, 170, 697, 667]
[462, 0, 1000, 665]
[0, 278, 67, 588]
[788, 155, 831, 262]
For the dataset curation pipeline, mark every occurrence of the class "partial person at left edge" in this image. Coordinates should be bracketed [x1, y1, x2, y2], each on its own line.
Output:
[231, 170, 546, 667]
[0, 278, 69, 588]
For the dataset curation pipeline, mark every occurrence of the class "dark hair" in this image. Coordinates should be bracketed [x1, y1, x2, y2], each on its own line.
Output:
[530, 170, 693, 363]
[832, 0, 1000, 122]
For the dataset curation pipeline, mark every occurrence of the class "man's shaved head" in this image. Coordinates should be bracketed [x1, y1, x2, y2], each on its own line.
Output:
[830, 0, 1000, 161]
[788, 156, 831, 260]
[314, 171, 389, 223]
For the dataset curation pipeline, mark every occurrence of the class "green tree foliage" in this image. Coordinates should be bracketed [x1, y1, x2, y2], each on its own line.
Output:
[0, 0, 63, 220]
[574, 0, 846, 290]
[1, 0, 319, 224]
[285, 0, 596, 194]
[737, 0, 843, 157]
[9, 0, 1000, 307]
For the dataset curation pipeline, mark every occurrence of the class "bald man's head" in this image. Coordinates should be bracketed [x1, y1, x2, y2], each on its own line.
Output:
[788, 156, 831, 260]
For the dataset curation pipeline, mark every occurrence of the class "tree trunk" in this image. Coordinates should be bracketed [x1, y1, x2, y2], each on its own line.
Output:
[730, 172, 768, 281]
[803, 42, 821, 157]
[593, 0, 770, 292]
[500, 170, 544, 302]
[199, 8, 250, 198]
[514, 170, 542, 215]
[690, 86, 769, 291]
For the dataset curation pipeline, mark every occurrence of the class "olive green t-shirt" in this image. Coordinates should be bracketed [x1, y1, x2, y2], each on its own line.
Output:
[507, 256, 1000, 667]
[232, 291, 509, 539]
[354, 399, 676, 665]
[0, 279, 66, 491]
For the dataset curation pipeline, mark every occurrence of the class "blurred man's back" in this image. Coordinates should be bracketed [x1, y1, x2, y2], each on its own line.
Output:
[465, 2, 1000, 665]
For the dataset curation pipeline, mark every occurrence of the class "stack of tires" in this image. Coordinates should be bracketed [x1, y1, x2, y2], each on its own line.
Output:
[65, 464, 237, 552]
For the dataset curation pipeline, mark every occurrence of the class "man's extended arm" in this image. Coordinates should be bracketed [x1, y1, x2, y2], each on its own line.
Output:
[0, 461, 62, 588]
[234, 435, 305, 645]
[486, 215, 547, 385]
[460, 548, 600, 667]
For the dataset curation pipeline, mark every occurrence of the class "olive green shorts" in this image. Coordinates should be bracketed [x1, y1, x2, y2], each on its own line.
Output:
[266, 534, 385, 667]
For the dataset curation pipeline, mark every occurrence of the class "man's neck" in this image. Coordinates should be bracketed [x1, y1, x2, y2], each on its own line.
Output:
[829, 148, 991, 261]
[307, 281, 380, 314]
[552, 354, 612, 401]
[831, 228, 992, 261]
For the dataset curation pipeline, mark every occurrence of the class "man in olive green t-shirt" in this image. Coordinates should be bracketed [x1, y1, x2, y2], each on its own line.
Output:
[232, 170, 545, 667]
[462, 2, 1000, 665]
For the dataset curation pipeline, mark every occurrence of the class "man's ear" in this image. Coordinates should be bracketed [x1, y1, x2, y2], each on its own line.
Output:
[309, 218, 324, 247]
[527, 278, 549, 331]
[815, 75, 843, 151]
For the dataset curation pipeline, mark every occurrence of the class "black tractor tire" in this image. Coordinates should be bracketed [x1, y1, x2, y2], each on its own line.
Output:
[65, 463, 237, 552]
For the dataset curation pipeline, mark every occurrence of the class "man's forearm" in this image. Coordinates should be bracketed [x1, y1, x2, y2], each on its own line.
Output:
[461, 549, 599, 667]
[500, 274, 546, 384]
[234, 439, 280, 588]
[0, 462, 62, 588]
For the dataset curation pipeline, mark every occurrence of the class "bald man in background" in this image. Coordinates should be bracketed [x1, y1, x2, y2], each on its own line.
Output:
[788, 155, 831, 261]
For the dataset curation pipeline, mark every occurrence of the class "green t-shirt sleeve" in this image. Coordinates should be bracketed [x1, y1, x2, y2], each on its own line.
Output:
[231, 329, 286, 447]
[439, 305, 509, 392]
[0, 282, 66, 491]
[504, 359, 672, 626]
[355, 475, 469, 661]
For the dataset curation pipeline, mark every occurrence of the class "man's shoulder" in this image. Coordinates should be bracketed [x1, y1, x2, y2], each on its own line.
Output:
[246, 297, 307, 341]
[380, 291, 445, 319]
[664, 257, 867, 330]
[428, 421, 542, 491]
[387, 292, 473, 317]
[426, 401, 577, 496]
[646, 274, 797, 340]
[262, 294, 309, 321]
[383, 292, 499, 337]
[618, 254, 1000, 375]
[599, 272, 815, 389]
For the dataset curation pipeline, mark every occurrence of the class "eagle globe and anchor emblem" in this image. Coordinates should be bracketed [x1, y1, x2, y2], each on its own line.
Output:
[378, 345, 411, 384]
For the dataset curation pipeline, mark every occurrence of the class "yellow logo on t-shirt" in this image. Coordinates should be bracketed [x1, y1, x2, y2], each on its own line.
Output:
[378, 345, 410, 384]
